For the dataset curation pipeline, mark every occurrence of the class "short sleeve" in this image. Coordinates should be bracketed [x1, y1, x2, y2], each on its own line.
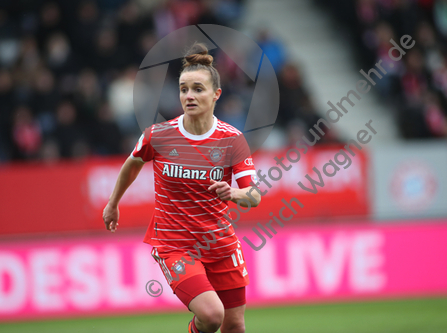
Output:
[233, 155, 257, 188]
[130, 127, 155, 163]
[230, 133, 256, 187]
[230, 133, 252, 167]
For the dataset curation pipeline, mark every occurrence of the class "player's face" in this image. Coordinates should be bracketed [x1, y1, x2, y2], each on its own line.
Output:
[179, 70, 221, 118]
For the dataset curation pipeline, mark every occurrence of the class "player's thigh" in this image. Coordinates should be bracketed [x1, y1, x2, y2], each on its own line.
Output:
[189, 290, 225, 325]
[221, 304, 246, 333]
[152, 249, 224, 322]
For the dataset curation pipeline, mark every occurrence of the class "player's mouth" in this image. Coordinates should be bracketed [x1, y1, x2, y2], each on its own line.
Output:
[186, 103, 198, 109]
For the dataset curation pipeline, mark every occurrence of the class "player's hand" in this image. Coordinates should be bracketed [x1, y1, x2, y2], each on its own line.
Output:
[208, 179, 234, 201]
[103, 203, 120, 232]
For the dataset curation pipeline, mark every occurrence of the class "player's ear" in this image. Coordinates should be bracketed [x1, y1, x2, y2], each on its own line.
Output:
[213, 88, 222, 101]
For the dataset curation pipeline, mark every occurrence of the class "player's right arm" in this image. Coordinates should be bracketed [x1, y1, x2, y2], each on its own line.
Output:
[103, 129, 155, 232]
[103, 156, 145, 232]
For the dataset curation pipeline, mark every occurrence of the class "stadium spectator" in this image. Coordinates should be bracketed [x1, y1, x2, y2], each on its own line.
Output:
[74, 68, 102, 122]
[107, 66, 139, 137]
[424, 91, 447, 136]
[277, 62, 310, 127]
[256, 28, 286, 73]
[91, 28, 130, 75]
[215, 94, 246, 131]
[434, 0, 447, 39]
[36, 2, 66, 50]
[0, 70, 14, 157]
[11, 105, 42, 160]
[91, 101, 123, 155]
[70, 0, 100, 65]
[319, 0, 447, 139]
[32, 69, 59, 132]
[52, 101, 89, 158]
[0, 0, 327, 163]
[45, 33, 78, 77]
[40, 139, 61, 163]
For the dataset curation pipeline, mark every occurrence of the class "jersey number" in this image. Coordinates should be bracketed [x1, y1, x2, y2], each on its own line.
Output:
[231, 248, 244, 267]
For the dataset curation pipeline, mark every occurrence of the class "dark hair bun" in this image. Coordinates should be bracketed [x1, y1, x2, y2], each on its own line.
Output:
[183, 42, 213, 68]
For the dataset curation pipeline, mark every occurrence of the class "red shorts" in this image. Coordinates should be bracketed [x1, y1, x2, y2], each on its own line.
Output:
[151, 241, 249, 308]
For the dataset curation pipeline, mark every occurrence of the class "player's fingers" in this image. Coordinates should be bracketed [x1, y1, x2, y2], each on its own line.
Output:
[221, 194, 231, 201]
[104, 216, 115, 230]
[225, 188, 233, 200]
[208, 179, 218, 190]
[216, 185, 229, 195]
[220, 185, 230, 194]
[218, 189, 231, 200]
[208, 182, 223, 191]
[110, 221, 119, 232]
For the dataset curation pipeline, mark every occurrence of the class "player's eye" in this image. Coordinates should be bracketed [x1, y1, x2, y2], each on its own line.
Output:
[196, 88, 202, 92]
[181, 88, 187, 93]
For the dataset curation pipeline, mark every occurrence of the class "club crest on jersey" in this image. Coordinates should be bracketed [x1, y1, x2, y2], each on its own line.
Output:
[171, 260, 185, 274]
[209, 148, 224, 162]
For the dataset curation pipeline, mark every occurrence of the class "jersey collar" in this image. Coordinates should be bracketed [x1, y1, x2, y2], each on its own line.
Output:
[178, 114, 217, 141]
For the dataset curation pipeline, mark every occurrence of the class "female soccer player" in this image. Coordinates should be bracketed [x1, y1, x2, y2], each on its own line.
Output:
[103, 42, 261, 333]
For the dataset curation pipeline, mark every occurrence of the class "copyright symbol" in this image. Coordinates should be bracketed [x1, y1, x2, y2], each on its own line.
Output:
[146, 280, 163, 297]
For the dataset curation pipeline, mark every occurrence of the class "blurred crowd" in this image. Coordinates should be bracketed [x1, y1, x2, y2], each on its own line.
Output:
[318, 0, 447, 139]
[0, 0, 325, 163]
[2, 0, 445, 164]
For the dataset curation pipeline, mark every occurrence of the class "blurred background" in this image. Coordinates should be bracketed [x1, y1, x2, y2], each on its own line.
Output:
[0, 0, 446, 332]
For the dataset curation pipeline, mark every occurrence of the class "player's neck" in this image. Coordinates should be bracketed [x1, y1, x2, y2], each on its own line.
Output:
[183, 113, 214, 135]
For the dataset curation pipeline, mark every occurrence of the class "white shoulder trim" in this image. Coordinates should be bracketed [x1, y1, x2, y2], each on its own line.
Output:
[130, 153, 146, 163]
[217, 120, 242, 135]
[178, 114, 217, 140]
[234, 170, 256, 180]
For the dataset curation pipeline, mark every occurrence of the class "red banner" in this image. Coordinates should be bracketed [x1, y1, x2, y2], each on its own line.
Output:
[1, 221, 446, 321]
[0, 146, 369, 236]
[229, 146, 369, 222]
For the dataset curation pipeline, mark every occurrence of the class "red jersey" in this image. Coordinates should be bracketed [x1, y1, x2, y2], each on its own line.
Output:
[131, 115, 257, 262]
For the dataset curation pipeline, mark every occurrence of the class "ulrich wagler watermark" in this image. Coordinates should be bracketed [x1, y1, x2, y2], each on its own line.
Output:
[227, 35, 415, 250]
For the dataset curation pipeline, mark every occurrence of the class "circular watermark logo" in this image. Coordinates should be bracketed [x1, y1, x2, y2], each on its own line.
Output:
[134, 24, 279, 165]
[145, 280, 163, 297]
